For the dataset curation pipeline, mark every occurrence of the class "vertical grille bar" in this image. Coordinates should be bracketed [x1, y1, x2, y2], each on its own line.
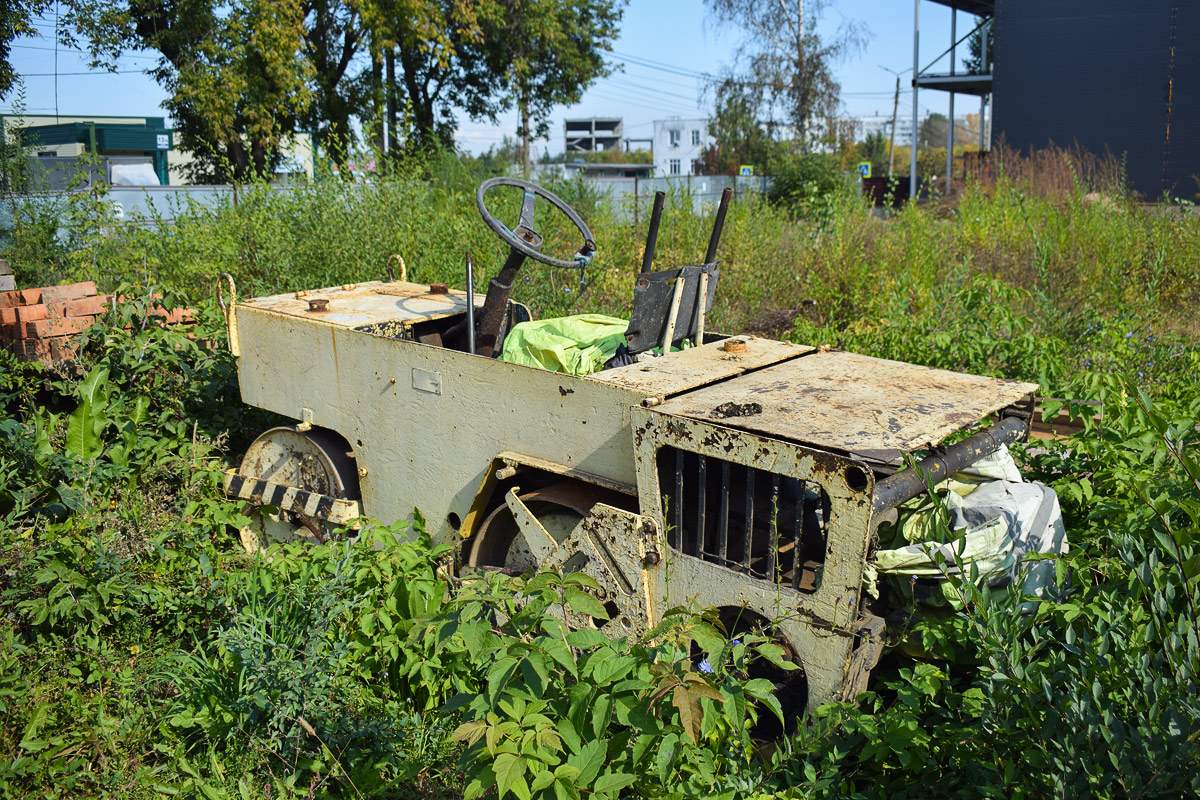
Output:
[672, 449, 683, 550]
[743, 467, 755, 570]
[696, 454, 708, 556]
[718, 461, 730, 565]
[655, 446, 827, 594]
[793, 480, 806, 589]
[767, 474, 780, 582]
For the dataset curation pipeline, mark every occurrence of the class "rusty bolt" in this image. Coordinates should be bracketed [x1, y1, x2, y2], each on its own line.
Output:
[357, 467, 368, 478]
[294, 290, 310, 299]
[389, 376, 396, 384]
[307, 298, 329, 312]
[642, 550, 661, 566]
[723, 339, 747, 353]
[429, 283, 449, 294]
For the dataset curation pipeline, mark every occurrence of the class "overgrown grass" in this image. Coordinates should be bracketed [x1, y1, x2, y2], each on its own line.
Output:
[1, 147, 1199, 797]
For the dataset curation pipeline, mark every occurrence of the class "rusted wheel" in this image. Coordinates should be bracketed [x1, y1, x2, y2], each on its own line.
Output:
[235, 426, 360, 551]
[465, 481, 620, 573]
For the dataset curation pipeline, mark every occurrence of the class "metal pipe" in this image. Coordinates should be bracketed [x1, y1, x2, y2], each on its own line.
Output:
[465, 251, 476, 355]
[946, 5, 956, 196]
[980, 15, 990, 150]
[871, 415, 1030, 515]
[641, 191, 666, 274]
[704, 187, 733, 264]
[910, 0, 920, 202]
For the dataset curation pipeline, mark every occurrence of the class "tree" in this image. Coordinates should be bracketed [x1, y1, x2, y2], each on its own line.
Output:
[963, 19, 994, 74]
[918, 112, 948, 149]
[303, 0, 366, 165]
[1, 2, 53, 100]
[356, 0, 504, 154]
[859, 130, 888, 176]
[700, 77, 780, 174]
[167, 0, 314, 181]
[478, 0, 624, 175]
[704, 0, 867, 152]
[60, 0, 315, 181]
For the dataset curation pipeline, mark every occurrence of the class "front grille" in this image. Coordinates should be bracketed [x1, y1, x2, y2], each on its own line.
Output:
[656, 447, 829, 593]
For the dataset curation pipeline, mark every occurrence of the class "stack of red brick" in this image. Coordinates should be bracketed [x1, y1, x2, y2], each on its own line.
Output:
[0, 281, 109, 363]
[1, 281, 199, 364]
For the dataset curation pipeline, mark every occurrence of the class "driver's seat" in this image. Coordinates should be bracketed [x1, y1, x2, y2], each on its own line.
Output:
[623, 262, 719, 356]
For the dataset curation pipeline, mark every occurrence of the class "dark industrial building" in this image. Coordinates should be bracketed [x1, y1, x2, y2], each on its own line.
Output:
[992, 0, 1197, 200]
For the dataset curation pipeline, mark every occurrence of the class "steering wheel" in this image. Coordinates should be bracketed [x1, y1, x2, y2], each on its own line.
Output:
[476, 177, 596, 269]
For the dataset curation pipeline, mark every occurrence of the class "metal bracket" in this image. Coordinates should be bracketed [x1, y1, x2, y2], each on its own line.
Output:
[503, 488, 661, 636]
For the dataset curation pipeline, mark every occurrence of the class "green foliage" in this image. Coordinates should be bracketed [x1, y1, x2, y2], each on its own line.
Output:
[767, 153, 855, 222]
[1, 150, 1199, 796]
[432, 573, 792, 799]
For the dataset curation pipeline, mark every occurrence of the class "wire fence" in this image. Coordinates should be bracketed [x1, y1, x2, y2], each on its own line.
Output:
[584, 175, 772, 222]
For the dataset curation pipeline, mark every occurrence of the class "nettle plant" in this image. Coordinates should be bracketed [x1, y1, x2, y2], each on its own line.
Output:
[404, 569, 797, 800]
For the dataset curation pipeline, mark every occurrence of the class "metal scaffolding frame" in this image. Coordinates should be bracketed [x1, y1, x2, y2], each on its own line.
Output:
[910, 0, 994, 200]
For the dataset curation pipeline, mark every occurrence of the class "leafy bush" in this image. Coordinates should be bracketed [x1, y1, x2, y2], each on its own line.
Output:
[766, 153, 856, 222]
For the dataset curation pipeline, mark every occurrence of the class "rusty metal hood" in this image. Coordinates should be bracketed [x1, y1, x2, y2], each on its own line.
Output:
[654, 350, 1037, 456]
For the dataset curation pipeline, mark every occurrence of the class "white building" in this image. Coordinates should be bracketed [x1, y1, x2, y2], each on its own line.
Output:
[855, 115, 917, 147]
[652, 118, 713, 177]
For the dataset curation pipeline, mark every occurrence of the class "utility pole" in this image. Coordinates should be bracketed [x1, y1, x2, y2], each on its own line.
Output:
[880, 65, 912, 178]
[889, 74, 901, 177]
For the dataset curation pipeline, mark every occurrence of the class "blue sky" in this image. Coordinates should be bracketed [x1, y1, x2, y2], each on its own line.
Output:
[5, 1, 973, 155]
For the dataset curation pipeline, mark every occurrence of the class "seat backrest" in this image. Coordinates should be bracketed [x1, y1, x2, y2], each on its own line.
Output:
[624, 262, 719, 355]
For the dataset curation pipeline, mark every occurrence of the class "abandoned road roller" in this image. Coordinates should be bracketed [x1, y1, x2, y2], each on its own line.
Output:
[220, 178, 1064, 713]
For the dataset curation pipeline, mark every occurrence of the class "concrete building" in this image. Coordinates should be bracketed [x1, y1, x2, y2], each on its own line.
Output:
[564, 118, 623, 153]
[653, 118, 713, 177]
[855, 115, 917, 147]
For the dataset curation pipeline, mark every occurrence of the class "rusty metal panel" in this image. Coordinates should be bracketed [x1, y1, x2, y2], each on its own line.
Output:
[630, 407, 876, 711]
[243, 280, 478, 329]
[234, 303, 650, 543]
[655, 350, 1038, 454]
[588, 336, 812, 397]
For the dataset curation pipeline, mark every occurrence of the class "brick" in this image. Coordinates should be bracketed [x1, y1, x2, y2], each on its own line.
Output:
[1, 322, 19, 340]
[14, 304, 49, 324]
[61, 295, 112, 317]
[0, 307, 15, 325]
[49, 338, 77, 361]
[41, 281, 97, 303]
[0, 288, 40, 308]
[24, 315, 95, 339]
[0, 276, 13, 292]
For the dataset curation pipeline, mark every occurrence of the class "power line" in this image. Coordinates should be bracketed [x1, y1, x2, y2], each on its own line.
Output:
[12, 43, 158, 60]
[22, 70, 145, 77]
[604, 76, 701, 105]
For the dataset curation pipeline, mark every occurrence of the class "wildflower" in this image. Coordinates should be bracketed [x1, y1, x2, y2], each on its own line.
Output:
[698, 658, 713, 674]
[1125, 332, 1134, 338]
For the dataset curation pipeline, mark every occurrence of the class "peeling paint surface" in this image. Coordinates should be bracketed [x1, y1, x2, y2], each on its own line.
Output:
[245, 280, 479, 328]
[589, 336, 813, 396]
[630, 407, 877, 711]
[656, 350, 1038, 452]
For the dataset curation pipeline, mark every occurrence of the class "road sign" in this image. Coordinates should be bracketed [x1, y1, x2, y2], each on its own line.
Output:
[738, 165, 754, 176]
[857, 161, 872, 179]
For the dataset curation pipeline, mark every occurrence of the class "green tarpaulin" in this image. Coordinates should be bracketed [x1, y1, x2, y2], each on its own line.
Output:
[499, 314, 629, 376]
